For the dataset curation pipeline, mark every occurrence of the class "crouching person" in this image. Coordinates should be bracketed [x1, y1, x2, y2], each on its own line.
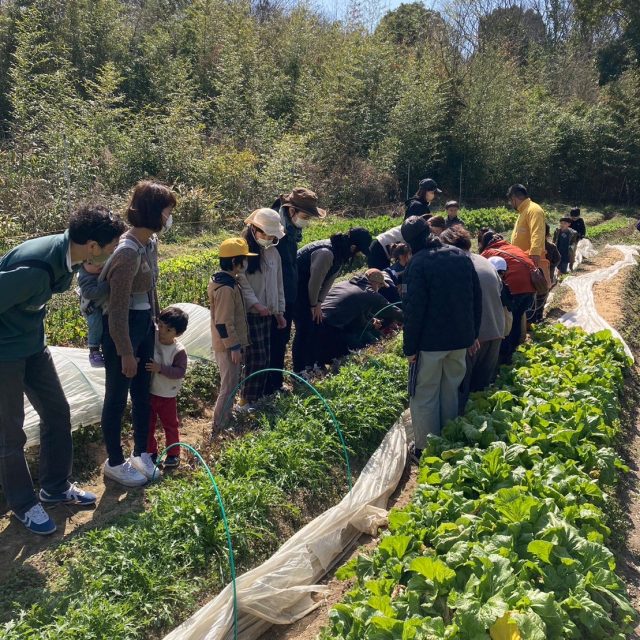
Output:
[401, 216, 482, 461]
[208, 238, 254, 434]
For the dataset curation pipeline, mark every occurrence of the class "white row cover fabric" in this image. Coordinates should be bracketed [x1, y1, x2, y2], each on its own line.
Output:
[559, 244, 639, 361]
[163, 412, 410, 640]
[24, 303, 213, 448]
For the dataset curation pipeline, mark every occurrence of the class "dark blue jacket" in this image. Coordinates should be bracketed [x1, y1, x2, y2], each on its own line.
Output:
[273, 203, 303, 307]
[402, 240, 482, 355]
[404, 198, 430, 220]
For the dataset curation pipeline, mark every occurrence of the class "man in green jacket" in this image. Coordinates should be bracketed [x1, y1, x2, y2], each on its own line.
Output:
[0, 205, 126, 535]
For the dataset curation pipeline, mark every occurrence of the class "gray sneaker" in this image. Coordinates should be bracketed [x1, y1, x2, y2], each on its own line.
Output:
[103, 459, 147, 487]
[130, 453, 160, 481]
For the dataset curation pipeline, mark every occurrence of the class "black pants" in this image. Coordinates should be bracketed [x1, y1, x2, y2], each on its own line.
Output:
[0, 348, 72, 515]
[500, 293, 534, 364]
[265, 304, 293, 394]
[101, 310, 154, 466]
[367, 240, 390, 270]
[292, 292, 318, 373]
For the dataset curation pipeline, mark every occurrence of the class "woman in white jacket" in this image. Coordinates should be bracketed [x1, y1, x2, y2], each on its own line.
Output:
[238, 208, 287, 408]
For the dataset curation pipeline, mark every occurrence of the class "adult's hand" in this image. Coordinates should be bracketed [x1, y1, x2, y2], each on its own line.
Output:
[407, 354, 417, 364]
[530, 254, 541, 267]
[275, 313, 287, 329]
[468, 339, 480, 357]
[253, 303, 270, 317]
[121, 354, 139, 378]
[230, 349, 242, 365]
[311, 304, 323, 324]
[372, 318, 383, 330]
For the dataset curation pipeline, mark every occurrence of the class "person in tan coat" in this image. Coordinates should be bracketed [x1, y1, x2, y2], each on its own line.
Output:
[208, 238, 255, 432]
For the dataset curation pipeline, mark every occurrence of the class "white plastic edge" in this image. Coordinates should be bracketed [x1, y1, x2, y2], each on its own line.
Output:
[163, 412, 410, 640]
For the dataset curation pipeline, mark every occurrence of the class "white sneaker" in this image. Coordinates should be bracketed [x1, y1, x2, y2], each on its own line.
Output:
[130, 453, 160, 481]
[103, 459, 148, 487]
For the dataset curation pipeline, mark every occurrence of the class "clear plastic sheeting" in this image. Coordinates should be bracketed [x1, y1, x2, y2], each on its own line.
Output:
[559, 244, 639, 361]
[24, 347, 107, 448]
[25, 303, 214, 448]
[574, 238, 597, 268]
[163, 412, 410, 640]
[173, 303, 214, 361]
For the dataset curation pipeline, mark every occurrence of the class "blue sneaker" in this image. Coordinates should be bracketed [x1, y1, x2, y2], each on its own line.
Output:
[39, 482, 97, 506]
[13, 503, 57, 536]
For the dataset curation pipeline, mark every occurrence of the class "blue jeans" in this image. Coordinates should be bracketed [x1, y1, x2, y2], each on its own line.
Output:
[101, 311, 154, 466]
[86, 309, 104, 348]
[0, 349, 72, 515]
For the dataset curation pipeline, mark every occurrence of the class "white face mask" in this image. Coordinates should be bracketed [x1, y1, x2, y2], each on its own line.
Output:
[256, 237, 273, 248]
[292, 215, 310, 229]
[161, 214, 173, 233]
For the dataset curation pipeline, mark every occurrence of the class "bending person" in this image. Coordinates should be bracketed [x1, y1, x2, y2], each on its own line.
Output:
[316, 269, 403, 363]
[293, 227, 373, 373]
[0, 205, 125, 534]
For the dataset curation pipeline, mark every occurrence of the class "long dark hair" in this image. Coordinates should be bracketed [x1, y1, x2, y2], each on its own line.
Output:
[241, 225, 262, 274]
[412, 187, 427, 203]
[329, 233, 352, 265]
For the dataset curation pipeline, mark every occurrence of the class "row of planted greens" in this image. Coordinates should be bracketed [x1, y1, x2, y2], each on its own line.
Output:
[1, 346, 408, 639]
[320, 325, 637, 640]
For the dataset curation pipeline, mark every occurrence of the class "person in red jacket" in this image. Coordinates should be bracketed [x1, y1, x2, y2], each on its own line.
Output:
[478, 228, 535, 364]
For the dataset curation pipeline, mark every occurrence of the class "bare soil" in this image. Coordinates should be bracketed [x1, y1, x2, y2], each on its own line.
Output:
[0, 413, 212, 583]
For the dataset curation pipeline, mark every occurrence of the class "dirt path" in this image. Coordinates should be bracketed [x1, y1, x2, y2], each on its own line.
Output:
[260, 463, 419, 640]
[0, 414, 212, 584]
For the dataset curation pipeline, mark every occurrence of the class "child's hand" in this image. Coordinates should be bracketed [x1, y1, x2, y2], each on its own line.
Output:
[145, 359, 161, 373]
[230, 350, 242, 365]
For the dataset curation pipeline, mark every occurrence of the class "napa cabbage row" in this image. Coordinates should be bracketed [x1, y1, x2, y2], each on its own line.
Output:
[321, 325, 637, 640]
[1, 349, 408, 639]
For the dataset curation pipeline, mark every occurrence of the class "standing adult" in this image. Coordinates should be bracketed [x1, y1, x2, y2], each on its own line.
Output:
[101, 181, 176, 487]
[440, 226, 504, 405]
[404, 178, 441, 220]
[367, 223, 403, 270]
[569, 207, 586, 240]
[293, 227, 372, 373]
[0, 205, 126, 534]
[401, 216, 482, 459]
[238, 208, 286, 409]
[507, 184, 549, 277]
[444, 201, 465, 228]
[479, 229, 536, 363]
[264, 188, 324, 395]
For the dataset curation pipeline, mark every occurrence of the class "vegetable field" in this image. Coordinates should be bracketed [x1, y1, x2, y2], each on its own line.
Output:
[320, 326, 636, 640]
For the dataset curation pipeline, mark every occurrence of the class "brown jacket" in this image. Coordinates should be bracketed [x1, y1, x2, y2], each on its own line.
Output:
[208, 272, 250, 352]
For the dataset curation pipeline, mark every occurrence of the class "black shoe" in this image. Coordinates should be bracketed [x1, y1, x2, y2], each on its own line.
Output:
[163, 455, 180, 468]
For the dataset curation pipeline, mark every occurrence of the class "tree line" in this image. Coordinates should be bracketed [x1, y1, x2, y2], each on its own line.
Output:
[0, 0, 638, 240]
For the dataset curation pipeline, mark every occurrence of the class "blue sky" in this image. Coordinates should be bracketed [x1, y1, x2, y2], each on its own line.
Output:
[312, 0, 443, 24]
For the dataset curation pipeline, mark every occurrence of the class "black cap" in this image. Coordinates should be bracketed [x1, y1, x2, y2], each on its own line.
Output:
[401, 215, 429, 244]
[419, 178, 442, 193]
[348, 227, 373, 256]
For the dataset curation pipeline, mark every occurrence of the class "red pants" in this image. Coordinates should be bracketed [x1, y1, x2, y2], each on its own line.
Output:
[147, 394, 180, 457]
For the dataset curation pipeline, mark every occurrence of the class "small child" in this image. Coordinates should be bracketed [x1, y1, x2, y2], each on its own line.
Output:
[208, 238, 254, 433]
[569, 207, 586, 240]
[78, 262, 110, 367]
[428, 215, 446, 236]
[145, 306, 189, 468]
[553, 217, 579, 274]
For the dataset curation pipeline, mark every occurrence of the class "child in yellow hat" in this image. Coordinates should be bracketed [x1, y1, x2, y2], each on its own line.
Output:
[208, 238, 257, 433]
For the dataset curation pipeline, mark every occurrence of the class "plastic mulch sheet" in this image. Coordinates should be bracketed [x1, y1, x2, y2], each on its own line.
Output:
[559, 244, 639, 361]
[24, 302, 211, 448]
[163, 412, 411, 640]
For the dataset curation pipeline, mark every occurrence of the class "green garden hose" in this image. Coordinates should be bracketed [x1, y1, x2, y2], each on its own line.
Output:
[222, 368, 352, 491]
[153, 443, 238, 640]
[358, 301, 402, 342]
